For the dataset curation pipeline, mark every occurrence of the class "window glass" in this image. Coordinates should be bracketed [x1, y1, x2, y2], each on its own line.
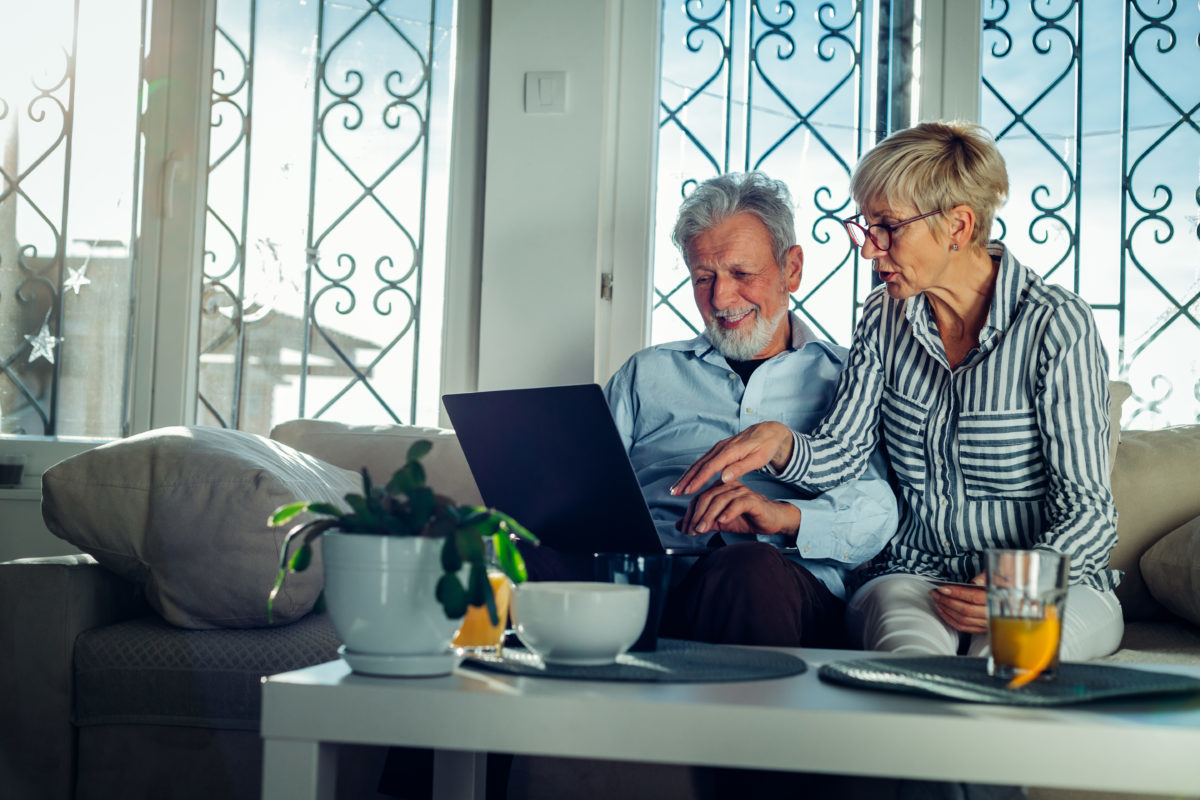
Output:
[652, 0, 1200, 429]
[0, 0, 144, 438]
[653, 0, 875, 349]
[201, 0, 456, 433]
[983, 1, 1199, 427]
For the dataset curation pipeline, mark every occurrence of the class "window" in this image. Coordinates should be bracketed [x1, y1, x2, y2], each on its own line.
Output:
[0, 0, 146, 439]
[0, 0, 462, 450]
[651, 0, 1200, 428]
[199, 0, 458, 431]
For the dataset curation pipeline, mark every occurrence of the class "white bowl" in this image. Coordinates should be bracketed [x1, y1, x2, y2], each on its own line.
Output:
[511, 581, 649, 666]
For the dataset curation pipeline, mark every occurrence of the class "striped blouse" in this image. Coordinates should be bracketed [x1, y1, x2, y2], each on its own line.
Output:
[775, 242, 1120, 591]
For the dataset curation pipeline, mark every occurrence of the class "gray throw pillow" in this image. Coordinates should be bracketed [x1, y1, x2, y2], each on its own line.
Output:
[1141, 515, 1200, 627]
[41, 426, 360, 629]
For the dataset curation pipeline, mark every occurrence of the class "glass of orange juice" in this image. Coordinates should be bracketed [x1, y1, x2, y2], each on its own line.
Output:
[453, 570, 513, 656]
[985, 549, 1069, 684]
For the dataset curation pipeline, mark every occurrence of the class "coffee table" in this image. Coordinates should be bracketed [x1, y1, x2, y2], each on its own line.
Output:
[260, 648, 1200, 799]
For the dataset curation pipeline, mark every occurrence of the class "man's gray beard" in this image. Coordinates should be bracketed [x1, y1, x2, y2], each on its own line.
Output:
[705, 305, 788, 361]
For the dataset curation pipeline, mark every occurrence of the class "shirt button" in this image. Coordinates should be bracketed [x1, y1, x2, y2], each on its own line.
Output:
[937, 414, 946, 423]
[940, 498, 949, 507]
[935, 456, 944, 466]
[745, 407, 755, 414]
[728, 372, 737, 380]
[942, 540, 950, 548]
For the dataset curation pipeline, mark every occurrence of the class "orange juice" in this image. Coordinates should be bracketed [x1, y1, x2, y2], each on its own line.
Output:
[989, 607, 1061, 684]
[453, 572, 512, 653]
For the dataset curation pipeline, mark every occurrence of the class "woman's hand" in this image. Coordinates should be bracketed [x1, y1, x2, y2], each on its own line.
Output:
[930, 573, 988, 634]
[670, 421, 795, 497]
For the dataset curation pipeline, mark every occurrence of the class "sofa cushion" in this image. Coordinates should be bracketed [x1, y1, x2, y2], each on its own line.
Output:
[270, 419, 483, 506]
[1109, 425, 1200, 620]
[1140, 516, 1200, 628]
[72, 613, 341, 728]
[41, 426, 360, 629]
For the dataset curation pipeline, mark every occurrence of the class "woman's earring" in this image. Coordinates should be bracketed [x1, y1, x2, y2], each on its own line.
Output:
[951, 243, 959, 251]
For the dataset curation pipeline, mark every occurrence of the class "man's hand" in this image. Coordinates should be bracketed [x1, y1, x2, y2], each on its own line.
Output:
[930, 573, 988, 634]
[670, 421, 795, 497]
[675, 480, 801, 540]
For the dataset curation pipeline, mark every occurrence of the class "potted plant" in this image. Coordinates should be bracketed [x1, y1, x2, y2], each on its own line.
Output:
[268, 439, 537, 676]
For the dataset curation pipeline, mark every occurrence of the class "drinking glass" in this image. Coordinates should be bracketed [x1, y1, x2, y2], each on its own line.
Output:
[452, 540, 512, 656]
[986, 549, 1069, 682]
[594, 553, 671, 651]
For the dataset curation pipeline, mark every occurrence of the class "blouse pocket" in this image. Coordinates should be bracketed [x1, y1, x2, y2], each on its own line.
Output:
[880, 388, 930, 491]
[958, 408, 1046, 501]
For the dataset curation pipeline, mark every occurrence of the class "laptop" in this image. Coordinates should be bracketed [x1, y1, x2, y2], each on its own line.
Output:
[442, 383, 710, 556]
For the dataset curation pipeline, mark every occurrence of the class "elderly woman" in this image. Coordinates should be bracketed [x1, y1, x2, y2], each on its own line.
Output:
[672, 121, 1124, 659]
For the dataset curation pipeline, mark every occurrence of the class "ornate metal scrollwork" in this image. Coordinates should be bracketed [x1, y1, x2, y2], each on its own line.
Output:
[0, 1, 77, 436]
[201, 0, 442, 430]
[653, 0, 867, 346]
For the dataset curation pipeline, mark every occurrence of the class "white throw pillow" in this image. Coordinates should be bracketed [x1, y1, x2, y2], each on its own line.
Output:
[270, 419, 483, 506]
[41, 426, 360, 629]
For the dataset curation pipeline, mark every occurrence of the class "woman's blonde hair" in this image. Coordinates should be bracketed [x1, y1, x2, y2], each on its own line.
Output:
[850, 121, 1009, 249]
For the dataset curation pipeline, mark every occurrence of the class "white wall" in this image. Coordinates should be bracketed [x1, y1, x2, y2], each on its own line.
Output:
[476, 0, 620, 390]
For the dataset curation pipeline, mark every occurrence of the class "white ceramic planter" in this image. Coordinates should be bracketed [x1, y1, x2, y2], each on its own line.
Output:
[322, 532, 462, 676]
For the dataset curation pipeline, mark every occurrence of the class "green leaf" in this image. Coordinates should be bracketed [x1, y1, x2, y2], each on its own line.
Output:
[306, 502, 344, 518]
[269, 501, 311, 527]
[345, 494, 373, 520]
[289, 543, 313, 573]
[360, 467, 372, 497]
[455, 528, 485, 564]
[386, 464, 418, 495]
[441, 532, 463, 572]
[406, 439, 433, 463]
[493, 533, 528, 584]
[490, 509, 539, 544]
[435, 573, 467, 619]
[466, 561, 499, 626]
[409, 486, 435, 529]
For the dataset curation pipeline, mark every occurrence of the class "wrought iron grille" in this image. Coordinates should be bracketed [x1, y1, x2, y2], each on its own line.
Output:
[653, 0, 874, 348]
[200, 0, 450, 433]
[983, 0, 1200, 427]
[1118, 0, 1200, 426]
[0, 2, 77, 436]
[0, 0, 143, 438]
[656, 1, 1199, 428]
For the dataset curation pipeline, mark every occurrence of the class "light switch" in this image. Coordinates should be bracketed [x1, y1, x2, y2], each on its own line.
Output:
[524, 71, 566, 114]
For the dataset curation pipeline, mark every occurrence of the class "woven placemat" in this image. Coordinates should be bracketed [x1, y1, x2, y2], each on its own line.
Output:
[819, 656, 1200, 706]
[461, 638, 806, 683]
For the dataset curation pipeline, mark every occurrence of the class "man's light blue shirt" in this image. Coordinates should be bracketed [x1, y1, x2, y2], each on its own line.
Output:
[603, 313, 899, 599]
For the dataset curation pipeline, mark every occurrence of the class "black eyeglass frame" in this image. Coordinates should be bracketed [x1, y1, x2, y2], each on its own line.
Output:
[841, 209, 943, 251]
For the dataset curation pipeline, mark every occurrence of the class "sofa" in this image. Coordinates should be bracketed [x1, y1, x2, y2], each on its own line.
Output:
[4, 386, 1200, 800]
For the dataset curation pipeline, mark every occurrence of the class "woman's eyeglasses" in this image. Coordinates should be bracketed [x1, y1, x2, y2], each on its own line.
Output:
[842, 209, 942, 251]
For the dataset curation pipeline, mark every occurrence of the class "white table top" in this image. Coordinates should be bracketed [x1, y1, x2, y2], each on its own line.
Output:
[261, 648, 1200, 795]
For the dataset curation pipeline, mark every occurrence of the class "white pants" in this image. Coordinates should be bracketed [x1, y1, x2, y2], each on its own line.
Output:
[846, 573, 1124, 659]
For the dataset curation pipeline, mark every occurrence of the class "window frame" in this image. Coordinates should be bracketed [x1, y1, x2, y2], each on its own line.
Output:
[0, 0, 216, 491]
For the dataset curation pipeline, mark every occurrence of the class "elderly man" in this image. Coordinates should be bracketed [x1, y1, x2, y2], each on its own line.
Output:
[604, 171, 897, 648]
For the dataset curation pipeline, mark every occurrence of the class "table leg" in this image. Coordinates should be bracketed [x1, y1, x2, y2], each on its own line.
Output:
[432, 749, 486, 800]
[262, 738, 337, 800]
